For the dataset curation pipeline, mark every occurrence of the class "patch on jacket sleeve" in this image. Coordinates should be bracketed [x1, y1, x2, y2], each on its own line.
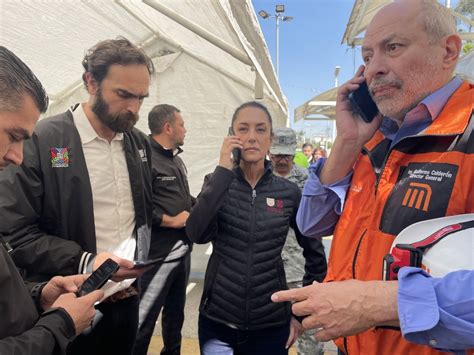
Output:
[51, 147, 69, 168]
[379, 162, 458, 235]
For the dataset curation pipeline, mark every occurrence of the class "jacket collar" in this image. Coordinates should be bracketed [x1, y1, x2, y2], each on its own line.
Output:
[149, 135, 183, 158]
[423, 81, 473, 136]
[234, 160, 273, 186]
[364, 81, 473, 152]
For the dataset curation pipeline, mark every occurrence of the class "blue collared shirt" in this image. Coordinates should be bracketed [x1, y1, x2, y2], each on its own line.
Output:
[398, 268, 474, 353]
[380, 76, 463, 149]
[296, 77, 473, 350]
[296, 76, 463, 238]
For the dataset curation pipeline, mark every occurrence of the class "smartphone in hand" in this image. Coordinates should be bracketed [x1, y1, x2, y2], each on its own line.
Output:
[76, 258, 119, 297]
[132, 257, 164, 269]
[228, 127, 241, 165]
[348, 80, 379, 123]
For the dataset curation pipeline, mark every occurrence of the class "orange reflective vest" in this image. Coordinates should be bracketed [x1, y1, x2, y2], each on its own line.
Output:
[327, 81, 474, 355]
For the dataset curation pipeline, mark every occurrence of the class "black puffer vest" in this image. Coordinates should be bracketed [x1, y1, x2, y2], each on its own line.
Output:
[188, 163, 301, 330]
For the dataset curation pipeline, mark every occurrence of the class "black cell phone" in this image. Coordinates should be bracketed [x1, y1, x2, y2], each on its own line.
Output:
[348, 80, 379, 123]
[132, 257, 164, 269]
[76, 258, 119, 297]
[227, 127, 241, 165]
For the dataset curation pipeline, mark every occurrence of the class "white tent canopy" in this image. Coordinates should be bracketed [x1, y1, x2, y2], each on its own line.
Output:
[0, 0, 288, 194]
[294, 87, 337, 122]
[341, 0, 391, 46]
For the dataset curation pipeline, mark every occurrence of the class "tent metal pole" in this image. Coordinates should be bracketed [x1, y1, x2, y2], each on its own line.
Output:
[347, 0, 370, 46]
[143, 0, 253, 66]
[115, 0, 160, 37]
[116, 0, 254, 91]
[116, 1, 257, 94]
[48, 3, 260, 111]
[448, 8, 474, 29]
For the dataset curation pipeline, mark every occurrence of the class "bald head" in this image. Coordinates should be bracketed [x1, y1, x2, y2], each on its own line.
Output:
[370, 0, 457, 43]
[361, 0, 461, 122]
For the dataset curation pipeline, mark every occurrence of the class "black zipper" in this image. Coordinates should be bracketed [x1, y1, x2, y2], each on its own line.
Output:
[0, 236, 12, 254]
[245, 188, 257, 328]
[369, 145, 390, 194]
[238, 166, 269, 328]
[343, 336, 349, 354]
[352, 230, 367, 279]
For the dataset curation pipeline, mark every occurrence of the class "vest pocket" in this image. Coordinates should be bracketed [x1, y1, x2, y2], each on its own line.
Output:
[379, 162, 458, 235]
[202, 254, 222, 310]
[275, 258, 288, 291]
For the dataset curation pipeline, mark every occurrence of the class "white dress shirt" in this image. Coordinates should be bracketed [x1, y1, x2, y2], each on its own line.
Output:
[73, 104, 136, 297]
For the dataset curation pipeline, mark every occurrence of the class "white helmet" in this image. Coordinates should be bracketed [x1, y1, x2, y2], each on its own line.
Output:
[383, 214, 474, 280]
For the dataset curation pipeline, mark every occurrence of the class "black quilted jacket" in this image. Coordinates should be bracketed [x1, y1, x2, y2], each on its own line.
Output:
[186, 163, 327, 330]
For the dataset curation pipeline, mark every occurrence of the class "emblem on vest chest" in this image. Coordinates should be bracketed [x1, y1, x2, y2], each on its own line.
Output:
[267, 198, 284, 214]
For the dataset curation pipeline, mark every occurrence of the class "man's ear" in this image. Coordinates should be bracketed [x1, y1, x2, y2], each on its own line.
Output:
[441, 34, 462, 71]
[164, 122, 173, 135]
[84, 72, 99, 95]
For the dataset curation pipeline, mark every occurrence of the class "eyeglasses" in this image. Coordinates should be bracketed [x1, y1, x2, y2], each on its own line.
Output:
[271, 154, 293, 161]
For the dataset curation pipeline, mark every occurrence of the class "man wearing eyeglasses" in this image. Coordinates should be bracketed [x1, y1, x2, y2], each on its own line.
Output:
[269, 127, 324, 355]
[269, 128, 308, 185]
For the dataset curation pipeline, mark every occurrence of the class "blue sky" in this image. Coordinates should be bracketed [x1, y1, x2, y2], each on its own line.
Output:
[252, 0, 462, 136]
[252, 0, 362, 133]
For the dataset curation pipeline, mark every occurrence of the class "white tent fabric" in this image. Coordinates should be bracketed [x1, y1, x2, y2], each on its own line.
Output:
[341, 0, 391, 46]
[0, 0, 288, 195]
[294, 87, 337, 122]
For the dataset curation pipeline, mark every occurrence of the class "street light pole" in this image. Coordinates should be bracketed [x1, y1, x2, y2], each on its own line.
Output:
[258, 5, 293, 79]
[332, 65, 341, 144]
[276, 14, 280, 77]
[334, 65, 341, 88]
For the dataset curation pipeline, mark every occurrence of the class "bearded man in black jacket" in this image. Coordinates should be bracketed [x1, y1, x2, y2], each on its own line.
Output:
[0, 38, 154, 355]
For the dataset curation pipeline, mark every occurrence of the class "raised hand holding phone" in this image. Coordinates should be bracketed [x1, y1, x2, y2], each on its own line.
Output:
[228, 127, 241, 165]
[319, 66, 383, 185]
[348, 80, 379, 123]
[333, 66, 383, 146]
[219, 128, 242, 170]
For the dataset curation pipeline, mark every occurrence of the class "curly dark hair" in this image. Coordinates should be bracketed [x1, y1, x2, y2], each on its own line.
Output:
[81, 37, 155, 89]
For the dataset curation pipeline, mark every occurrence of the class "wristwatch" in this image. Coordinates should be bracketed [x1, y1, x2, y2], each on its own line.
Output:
[30, 281, 48, 312]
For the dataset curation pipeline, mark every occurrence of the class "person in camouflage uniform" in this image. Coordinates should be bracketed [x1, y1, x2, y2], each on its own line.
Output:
[269, 128, 324, 355]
